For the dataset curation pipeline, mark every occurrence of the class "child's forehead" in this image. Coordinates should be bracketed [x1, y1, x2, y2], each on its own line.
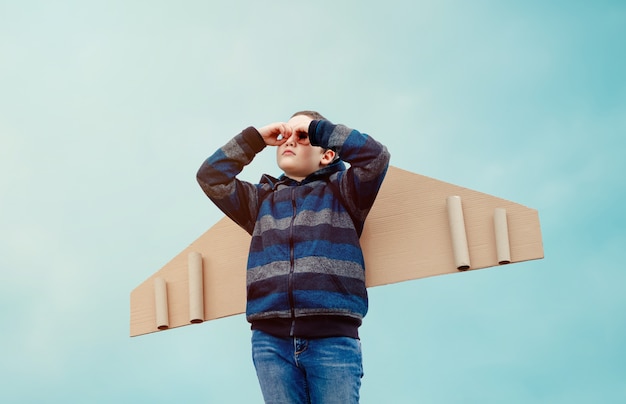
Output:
[287, 114, 311, 126]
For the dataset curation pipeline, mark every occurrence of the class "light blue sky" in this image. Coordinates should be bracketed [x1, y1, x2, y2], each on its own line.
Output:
[1, 1, 625, 403]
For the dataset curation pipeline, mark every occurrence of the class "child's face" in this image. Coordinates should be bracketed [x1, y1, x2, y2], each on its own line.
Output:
[276, 115, 327, 181]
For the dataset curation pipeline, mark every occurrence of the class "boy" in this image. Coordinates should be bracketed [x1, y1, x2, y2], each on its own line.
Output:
[197, 111, 390, 403]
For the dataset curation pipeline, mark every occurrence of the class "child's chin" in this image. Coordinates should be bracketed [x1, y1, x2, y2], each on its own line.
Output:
[278, 160, 297, 170]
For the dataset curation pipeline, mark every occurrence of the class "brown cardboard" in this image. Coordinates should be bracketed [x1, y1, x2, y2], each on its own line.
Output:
[130, 166, 543, 337]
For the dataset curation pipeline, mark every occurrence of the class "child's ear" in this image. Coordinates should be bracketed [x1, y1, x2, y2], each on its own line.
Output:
[320, 149, 336, 166]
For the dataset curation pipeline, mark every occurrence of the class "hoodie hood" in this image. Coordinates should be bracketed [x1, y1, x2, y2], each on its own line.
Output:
[260, 159, 346, 189]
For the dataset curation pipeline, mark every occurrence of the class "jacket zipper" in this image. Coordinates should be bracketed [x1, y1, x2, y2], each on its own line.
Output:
[288, 186, 297, 336]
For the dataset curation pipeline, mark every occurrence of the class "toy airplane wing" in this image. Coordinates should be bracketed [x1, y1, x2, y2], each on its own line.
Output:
[130, 166, 543, 337]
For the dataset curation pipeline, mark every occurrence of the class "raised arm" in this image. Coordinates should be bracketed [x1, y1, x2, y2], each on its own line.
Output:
[306, 119, 391, 227]
[196, 127, 264, 234]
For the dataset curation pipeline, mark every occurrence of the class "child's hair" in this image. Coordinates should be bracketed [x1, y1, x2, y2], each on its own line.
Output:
[291, 110, 328, 121]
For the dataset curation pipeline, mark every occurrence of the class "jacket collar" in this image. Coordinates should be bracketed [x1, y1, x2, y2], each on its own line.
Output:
[260, 159, 346, 189]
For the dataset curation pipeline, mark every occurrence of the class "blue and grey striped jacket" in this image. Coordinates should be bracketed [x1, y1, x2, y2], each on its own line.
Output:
[197, 120, 390, 338]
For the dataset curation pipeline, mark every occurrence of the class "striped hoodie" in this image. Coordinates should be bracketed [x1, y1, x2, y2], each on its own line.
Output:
[197, 120, 390, 338]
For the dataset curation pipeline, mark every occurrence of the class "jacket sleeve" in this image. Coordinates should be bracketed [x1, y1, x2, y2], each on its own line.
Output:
[309, 120, 391, 225]
[196, 126, 266, 235]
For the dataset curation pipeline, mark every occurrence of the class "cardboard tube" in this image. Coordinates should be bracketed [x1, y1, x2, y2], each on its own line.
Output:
[446, 196, 471, 270]
[188, 251, 205, 324]
[154, 277, 169, 330]
[494, 208, 511, 265]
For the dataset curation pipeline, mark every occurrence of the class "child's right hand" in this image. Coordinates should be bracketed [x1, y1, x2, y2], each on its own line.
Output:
[257, 122, 292, 146]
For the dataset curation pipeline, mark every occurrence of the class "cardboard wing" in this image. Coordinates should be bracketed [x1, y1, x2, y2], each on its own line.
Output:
[130, 166, 543, 337]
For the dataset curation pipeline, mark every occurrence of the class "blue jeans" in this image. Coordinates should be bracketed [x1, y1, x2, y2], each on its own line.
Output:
[251, 330, 363, 403]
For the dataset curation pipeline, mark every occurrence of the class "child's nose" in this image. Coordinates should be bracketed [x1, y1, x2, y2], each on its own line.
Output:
[285, 132, 298, 145]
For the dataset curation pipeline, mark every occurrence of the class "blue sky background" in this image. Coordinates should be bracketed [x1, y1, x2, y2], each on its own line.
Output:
[1, 1, 625, 403]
